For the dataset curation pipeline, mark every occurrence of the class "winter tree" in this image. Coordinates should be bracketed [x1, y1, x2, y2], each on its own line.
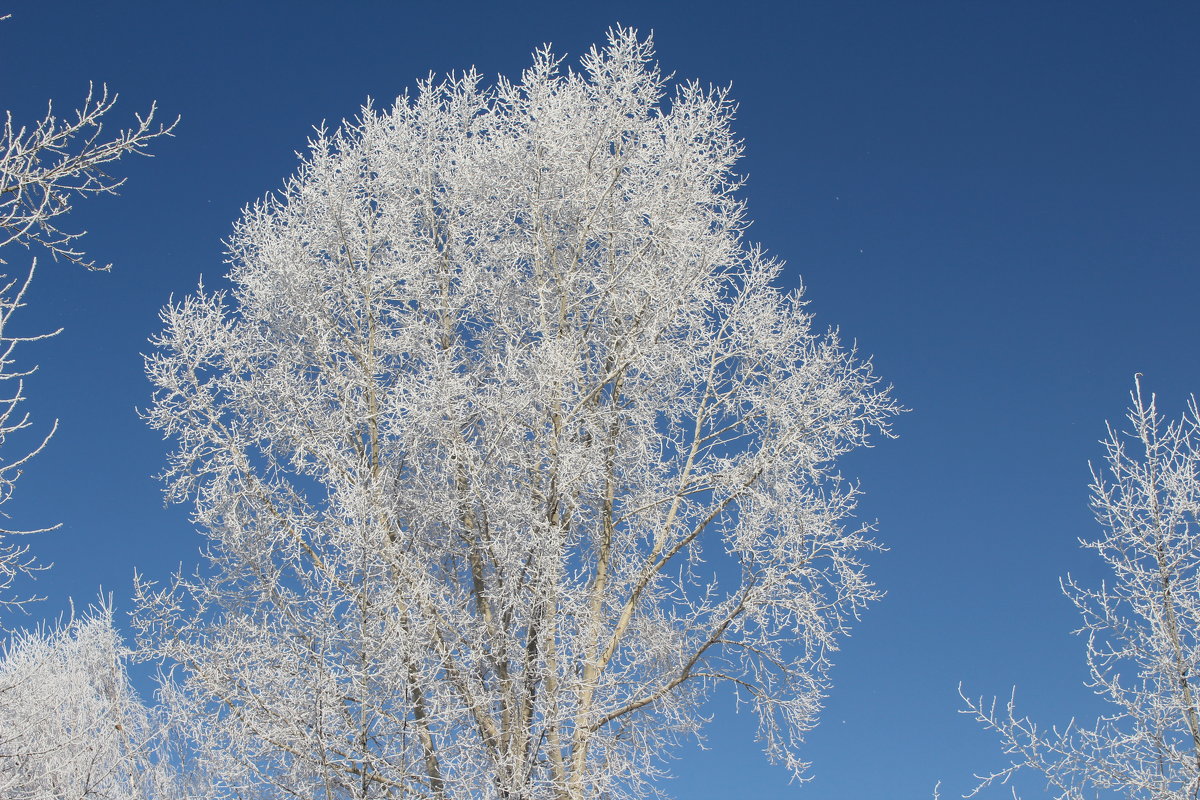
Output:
[0, 603, 176, 799]
[0, 12, 175, 609]
[965, 379, 1200, 799]
[137, 29, 898, 800]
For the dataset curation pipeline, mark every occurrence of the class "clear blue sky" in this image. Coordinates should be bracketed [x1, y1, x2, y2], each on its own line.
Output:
[3, 1, 1198, 797]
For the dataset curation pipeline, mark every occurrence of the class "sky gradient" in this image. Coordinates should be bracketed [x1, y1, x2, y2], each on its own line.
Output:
[2, 1, 1198, 797]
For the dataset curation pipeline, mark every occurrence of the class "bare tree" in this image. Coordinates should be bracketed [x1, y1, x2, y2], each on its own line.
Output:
[137, 29, 898, 800]
[0, 13, 175, 610]
[965, 378, 1200, 799]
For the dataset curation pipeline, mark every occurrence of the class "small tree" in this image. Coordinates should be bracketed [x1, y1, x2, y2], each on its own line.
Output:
[965, 379, 1200, 799]
[0, 604, 175, 799]
[138, 29, 897, 800]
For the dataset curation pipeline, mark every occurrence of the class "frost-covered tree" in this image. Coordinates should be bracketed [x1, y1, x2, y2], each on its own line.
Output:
[0, 13, 175, 610]
[137, 29, 898, 800]
[965, 379, 1200, 799]
[0, 604, 175, 799]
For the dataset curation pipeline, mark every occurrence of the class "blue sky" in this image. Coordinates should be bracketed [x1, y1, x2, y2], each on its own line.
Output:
[2, 1, 1198, 797]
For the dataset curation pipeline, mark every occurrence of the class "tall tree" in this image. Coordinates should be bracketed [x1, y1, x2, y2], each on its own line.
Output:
[965, 379, 1200, 799]
[137, 29, 898, 800]
[0, 12, 175, 609]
